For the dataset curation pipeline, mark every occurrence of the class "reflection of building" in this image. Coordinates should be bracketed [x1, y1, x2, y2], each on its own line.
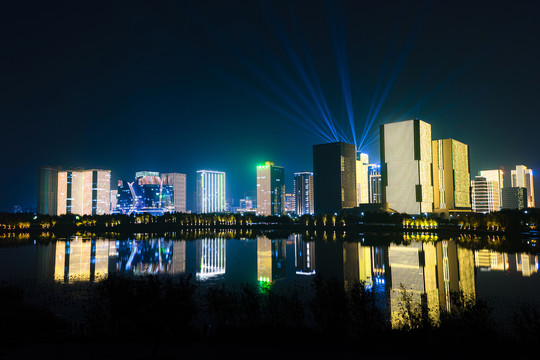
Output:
[292, 234, 315, 275]
[313, 142, 357, 214]
[516, 253, 539, 277]
[38, 166, 61, 215]
[256, 162, 285, 216]
[257, 236, 286, 282]
[368, 165, 382, 204]
[471, 176, 500, 213]
[435, 241, 475, 313]
[115, 238, 183, 275]
[474, 249, 509, 271]
[511, 165, 535, 208]
[343, 243, 373, 291]
[162, 173, 187, 213]
[294, 172, 314, 215]
[196, 238, 226, 280]
[196, 170, 226, 214]
[356, 153, 370, 205]
[432, 139, 471, 211]
[57, 169, 111, 215]
[387, 242, 439, 328]
[52, 237, 110, 283]
[501, 187, 528, 210]
[380, 119, 433, 214]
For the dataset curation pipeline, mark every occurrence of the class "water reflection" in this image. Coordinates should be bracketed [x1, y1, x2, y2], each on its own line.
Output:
[30, 232, 539, 327]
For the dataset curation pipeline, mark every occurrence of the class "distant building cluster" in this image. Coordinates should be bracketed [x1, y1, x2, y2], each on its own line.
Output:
[37, 119, 535, 217]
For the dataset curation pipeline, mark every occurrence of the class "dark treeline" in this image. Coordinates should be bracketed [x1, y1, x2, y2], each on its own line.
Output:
[2, 274, 537, 354]
[1, 208, 539, 234]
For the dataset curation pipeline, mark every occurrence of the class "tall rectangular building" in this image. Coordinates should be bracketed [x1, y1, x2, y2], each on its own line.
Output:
[57, 169, 111, 215]
[471, 176, 499, 213]
[196, 170, 226, 214]
[380, 119, 433, 214]
[38, 166, 61, 215]
[313, 142, 357, 215]
[511, 165, 535, 208]
[368, 164, 382, 204]
[432, 138, 471, 211]
[162, 173, 187, 213]
[478, 169, 504, 211]
[502, 187, 528, 210]
[256, 161, 285, 216]
[479, 169, 504, 211]
[293, 171, 314, 215]
[356, 153, 370, 205]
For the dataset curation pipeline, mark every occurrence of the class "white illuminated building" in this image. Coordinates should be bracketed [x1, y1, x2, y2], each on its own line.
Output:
[380, 119, 433, 214]
[196, 170, 226, 213]
[511, 165, 535, 208]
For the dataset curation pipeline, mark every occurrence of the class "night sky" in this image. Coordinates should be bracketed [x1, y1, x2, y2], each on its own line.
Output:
[1, 0, 539, 212]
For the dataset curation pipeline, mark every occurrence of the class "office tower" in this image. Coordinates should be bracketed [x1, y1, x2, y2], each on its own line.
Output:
[110, 189, 118, 213]
[511, 165, 535, 208]
[116, 180, 134, 214]
[380, 119, 433, 214]
[293, 171, 314, 215]
[471, 176, 500, 213]
[161, 173, 187, 213]
[131, 171, 174, 214]
[38, 166, 61, 215]
[432, 139, 471, 211]
[57, 169, 111, 216]
[368, 164, 382, 204]
[284, 193, 295, 214]
[356, 152, 370, 205]
[501, 187, 528, 210]
[313, 142, 357, 215]
[196, 170, 226, 213]
[256, 161, 285, 216]
[479, 169, 504, 209]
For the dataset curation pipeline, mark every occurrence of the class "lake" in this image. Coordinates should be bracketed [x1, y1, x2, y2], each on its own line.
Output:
[1, 231, 539, 335]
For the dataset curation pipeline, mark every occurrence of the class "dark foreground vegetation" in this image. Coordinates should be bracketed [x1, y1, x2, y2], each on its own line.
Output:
[2, 274, 539, 356]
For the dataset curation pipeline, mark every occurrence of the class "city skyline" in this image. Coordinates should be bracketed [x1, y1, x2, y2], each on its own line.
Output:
[1, 1, 539, 212]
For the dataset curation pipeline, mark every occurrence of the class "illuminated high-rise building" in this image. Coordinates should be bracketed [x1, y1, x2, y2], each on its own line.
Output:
[511, 165, 535, 208]
[471, 176, 499, 213]
[110, 189, 118, 213]
[432, 139, 471, 211]
[161, 172, 187, 213]
[313, 142, 357, 215]
[479, 169, 504, 210]
[368, 164, 382, 204]
[501, 187, 528, 210]
[356, 153, 370, 205]
[284, 193, 295, 214]
[256, 161, 285, 216]
[38, 166, 61, 215]
[196, 170, 226, 213]
[57, 169, 111, 216]
[132, 171, 174, 214]
[293, 171, 314, 215]
[380, 119, 433, 214]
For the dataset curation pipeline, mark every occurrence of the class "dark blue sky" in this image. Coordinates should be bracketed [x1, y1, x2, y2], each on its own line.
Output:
[1, 0, 539, 212]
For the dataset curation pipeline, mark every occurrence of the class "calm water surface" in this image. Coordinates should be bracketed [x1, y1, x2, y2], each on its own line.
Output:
[1, 232, 539, 331]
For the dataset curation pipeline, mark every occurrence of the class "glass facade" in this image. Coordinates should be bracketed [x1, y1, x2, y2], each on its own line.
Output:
[256, 162, 285, 216]
[196, 170, 226, 214]
[293, 171, 314, 215]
